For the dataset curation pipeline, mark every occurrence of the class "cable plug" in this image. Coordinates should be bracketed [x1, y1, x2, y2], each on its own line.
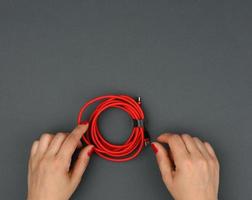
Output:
[144, 130, 150, 146]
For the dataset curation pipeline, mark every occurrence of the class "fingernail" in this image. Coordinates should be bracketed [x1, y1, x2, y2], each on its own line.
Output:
[87, 146, 95, 157]
[79, 139, 84, 147]
[151, 143, 158, 154]
[81, 121, 89, 125]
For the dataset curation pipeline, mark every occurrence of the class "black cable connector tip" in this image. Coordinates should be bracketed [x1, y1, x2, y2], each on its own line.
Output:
[144, 129, 151, 146]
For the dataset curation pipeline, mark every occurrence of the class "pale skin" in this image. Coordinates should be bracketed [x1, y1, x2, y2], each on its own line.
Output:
[27, 123, 94, 200]
[152, 134, 219, 200]
[27, 123, 220, 200]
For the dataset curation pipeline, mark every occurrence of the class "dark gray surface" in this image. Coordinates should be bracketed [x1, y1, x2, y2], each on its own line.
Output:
[0, 0, 252, 199]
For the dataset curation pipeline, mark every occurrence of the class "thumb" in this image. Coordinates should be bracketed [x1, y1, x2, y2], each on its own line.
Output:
[151, 142, 173, 186]
[70, 145, 94, 186]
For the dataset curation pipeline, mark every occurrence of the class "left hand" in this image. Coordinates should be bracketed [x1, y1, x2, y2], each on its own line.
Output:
[27, 123, 94, 200]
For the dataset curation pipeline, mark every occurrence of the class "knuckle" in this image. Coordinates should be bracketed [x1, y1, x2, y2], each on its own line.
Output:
[208, 157, 216, 167]
[172, 134, 179, 139]
[209, 158, 219, 173]
[38, 158, 48, 170]
[204, 141, 210, 146]
[197, 158, 208, 170]
[181, 133, 190, 138]
[76, 125, 84, 131]
[29, 157, 37, 170]
[158, 133, 169, 141]
[162, 133, 170, 137]
[161, 174, 169, 183]
[56, 153, 66, 163]
[69, 134, 79, 143]
[55, 156, 69, 171]
[31, 140, 39, 151]
[56, 132, 66, 138]
[183, 157, 193, 167]
[40, 133, 52, 140]
[77, 124, 82, 129]
[37, 157, 63, 173]
[52, 158, 64, 170]
[170, 134, 179, 141]
[32, 140, 39, 145]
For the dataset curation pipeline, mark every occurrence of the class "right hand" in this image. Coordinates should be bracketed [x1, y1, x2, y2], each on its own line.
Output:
[151, 133, 220, 200]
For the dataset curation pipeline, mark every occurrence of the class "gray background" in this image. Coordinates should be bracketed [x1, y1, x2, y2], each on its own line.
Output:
[0, 0, 251, 199]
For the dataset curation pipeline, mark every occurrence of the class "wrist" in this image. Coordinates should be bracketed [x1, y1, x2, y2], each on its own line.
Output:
[174, 195, 217, 200]
[177, 198, 217, 200]
[27, 196, 65, 200]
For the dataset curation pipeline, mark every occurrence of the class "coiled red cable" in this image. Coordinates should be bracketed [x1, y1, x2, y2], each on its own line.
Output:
[77, 95, 149, 162]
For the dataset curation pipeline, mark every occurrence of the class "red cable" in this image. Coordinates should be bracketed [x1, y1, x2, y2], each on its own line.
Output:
[77, 94, 149, 162]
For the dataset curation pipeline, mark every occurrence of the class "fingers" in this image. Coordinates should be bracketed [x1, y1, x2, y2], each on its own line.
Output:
[30, 124, 88, 161]
[30, 140, 39, 157]
[204, 142, 218, 161]
[36, 133, 54, 157]
[47, 133, 68, 155]
[151, 142, 173, 186]
[157, 133, 217, 162]
[157, 133, 189, 166]
[193, 137, 210, 159]
[70, 145, 94, 186]
[181, 134, 200, 155]
[58, 124, 89, 160]
[29, 140, 40, 170]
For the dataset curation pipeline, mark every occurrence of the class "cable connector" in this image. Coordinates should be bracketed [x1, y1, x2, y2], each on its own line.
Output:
[144, 130, 150, 146]
[137, 96, 142, 105]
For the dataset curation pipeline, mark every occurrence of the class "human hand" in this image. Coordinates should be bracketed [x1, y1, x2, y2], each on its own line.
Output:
[27, 123, 94, 200]
[152, 133, 219, 200]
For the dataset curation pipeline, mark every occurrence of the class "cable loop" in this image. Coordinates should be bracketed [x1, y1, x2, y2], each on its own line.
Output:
[77, 95, 148, 162]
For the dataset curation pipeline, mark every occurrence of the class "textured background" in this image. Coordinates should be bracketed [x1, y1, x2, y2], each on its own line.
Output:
[0, 0, 251, 199]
